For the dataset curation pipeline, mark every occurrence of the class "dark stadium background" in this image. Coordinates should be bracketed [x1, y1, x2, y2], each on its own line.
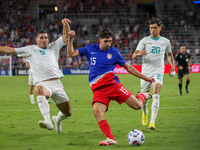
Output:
[0, 0, 199, 75]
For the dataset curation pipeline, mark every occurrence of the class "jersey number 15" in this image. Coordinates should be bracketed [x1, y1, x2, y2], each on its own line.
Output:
[90, 57, 96, 65]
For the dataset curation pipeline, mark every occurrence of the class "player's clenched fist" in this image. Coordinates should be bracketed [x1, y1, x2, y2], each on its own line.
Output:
[68, 31, 75, 39]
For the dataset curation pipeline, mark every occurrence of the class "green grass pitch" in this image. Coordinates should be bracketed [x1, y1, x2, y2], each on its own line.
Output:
[0, 73, 199, 150]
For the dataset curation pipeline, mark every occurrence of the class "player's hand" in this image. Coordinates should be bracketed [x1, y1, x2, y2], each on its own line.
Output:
[169, 67, 175, 77]
[179, 66, 183, 70]
[139, 50, 147, 56]
[145, 77, 155, 84]
[62, 18, 71, 25]
[190, 66, 192, 71]
[68, 30, 75, 40]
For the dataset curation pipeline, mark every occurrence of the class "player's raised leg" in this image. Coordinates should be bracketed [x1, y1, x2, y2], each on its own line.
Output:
[125, 92, 152, 110]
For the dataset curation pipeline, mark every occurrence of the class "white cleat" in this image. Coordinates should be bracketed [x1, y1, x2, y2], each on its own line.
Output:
[31, 101, 36, 104]
[52, 116, 62, 133]
[143, 92, 152, 100]
[99, 138, 118, 146]
[38, 121, 53, 130]
[136, 91, 152, 100]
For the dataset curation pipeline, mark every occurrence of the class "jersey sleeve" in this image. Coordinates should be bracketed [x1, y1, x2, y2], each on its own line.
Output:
[165, 39, 172, 53]
[78, 45, 90, 57]
[15, 46, 32, 58]
[136, 38, 145, 51]
[116, 50, 126, 66]
[48, 36, 65, 51]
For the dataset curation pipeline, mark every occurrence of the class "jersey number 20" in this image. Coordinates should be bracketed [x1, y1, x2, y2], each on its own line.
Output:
[151, 46, 160, 54]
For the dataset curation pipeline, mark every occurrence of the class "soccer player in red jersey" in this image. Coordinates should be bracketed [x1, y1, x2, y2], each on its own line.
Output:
[67, 28, 155, 146]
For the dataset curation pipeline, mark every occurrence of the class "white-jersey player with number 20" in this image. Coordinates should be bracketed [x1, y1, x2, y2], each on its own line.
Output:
[132, 17, 175, 130]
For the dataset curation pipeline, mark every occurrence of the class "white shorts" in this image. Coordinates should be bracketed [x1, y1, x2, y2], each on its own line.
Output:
[140, 72, 164, 93]
[36, 79, 69, 105]
[28, 69, 34, 85]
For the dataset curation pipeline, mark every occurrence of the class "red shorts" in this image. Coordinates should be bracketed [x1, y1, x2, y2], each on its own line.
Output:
[92, 83, 132, 109]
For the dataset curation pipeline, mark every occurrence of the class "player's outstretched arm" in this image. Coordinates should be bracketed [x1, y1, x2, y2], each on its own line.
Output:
[0, 46, 16, 55]
[62, 18, 71, 44]
[123, 62, 155, 84]
[67, 30, 80, 57]
[132, 50, 147, 59]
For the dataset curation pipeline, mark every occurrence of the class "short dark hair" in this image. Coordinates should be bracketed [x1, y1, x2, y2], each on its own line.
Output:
[99, 28, 114, 39]
[149, 17, 162, 26]
[36, 30, 48, 37]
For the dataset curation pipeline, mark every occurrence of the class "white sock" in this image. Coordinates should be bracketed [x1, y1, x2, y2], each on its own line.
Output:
[37, 96, 51, 122]
[142, 100, 148, 115]
[150, 94, 160, 124]
[30, 94, 34, 101]
[57, 111, 67, 122]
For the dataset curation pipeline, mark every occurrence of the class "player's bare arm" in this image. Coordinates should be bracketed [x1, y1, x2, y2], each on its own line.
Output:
[26, 62, 30, 69]
[132, 50, 147, 59]
[67, 30, 80, 57]
[62, 18, 71, 44]
[0, 46, 16, 55]
[166, 52, 175, 75]
[123, 62, 155, 84]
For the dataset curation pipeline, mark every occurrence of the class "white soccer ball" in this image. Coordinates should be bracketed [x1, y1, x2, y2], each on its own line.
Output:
[169, 71, 176, 77]
[127, 129, 145, 146]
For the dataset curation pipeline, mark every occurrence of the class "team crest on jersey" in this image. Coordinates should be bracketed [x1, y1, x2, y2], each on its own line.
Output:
[107, 53, 112, 59]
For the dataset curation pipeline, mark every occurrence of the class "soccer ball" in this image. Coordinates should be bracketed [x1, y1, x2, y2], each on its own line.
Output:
[127, 129, 145, 146]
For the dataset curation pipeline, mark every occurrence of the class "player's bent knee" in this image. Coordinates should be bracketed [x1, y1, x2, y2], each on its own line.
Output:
[64, 111, 72, 117]
[125, 96, 142, 110]
[135, 104, 142, 110]
[35, 85, 45, 95]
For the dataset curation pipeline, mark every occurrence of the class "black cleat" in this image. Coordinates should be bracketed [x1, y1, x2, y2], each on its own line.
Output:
[179, 92, 182, 96]
[186, 87, 189, 93]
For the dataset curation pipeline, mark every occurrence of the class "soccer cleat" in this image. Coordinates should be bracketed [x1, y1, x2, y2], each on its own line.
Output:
[179, 92, 182, 96]
[143, 92, 152, 101]
[186, 87, 189, 93]
[136, 91, 152, 101]
[136, 91, 142, 95]
[99, 138, 117, 146]
[38, 121, 53, 130]
[142, 112, 148, 126]
[149, 122, 155, 130]
[52, 116, 62, 133]
[31, 101, 36, 104]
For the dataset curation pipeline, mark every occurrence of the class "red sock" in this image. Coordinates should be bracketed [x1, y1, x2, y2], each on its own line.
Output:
[98, 119, 115, 141]
[136, 94, 145, 104]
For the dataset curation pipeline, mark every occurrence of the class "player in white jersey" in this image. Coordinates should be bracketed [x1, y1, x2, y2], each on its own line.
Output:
[26, 61, 36, 104]
[132, 17, 175, 130]
[0, 18, 72, 133]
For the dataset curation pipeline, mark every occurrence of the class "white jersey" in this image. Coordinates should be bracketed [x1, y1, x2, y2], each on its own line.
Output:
[15, 37, 65, 83]
[136, 35, 171, 75]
